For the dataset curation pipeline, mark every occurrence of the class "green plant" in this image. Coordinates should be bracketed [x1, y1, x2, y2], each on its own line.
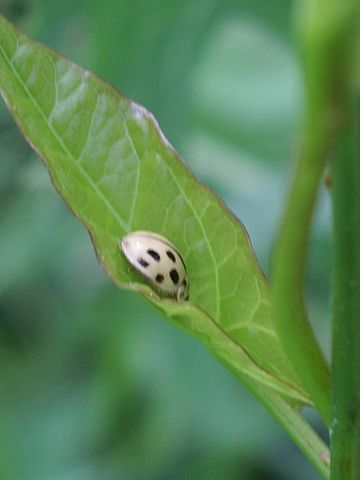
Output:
[0, 2, 359, 478]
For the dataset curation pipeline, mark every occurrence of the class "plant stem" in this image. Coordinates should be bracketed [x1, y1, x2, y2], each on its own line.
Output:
[330, 100, 360, 479]
[246, 379, 330, 479]
[272, 0, 360, 427]
[271, 137, 332, 425]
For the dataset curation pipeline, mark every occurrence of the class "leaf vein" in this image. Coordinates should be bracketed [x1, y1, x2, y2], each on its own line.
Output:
[0, 43, 128, 231]
[164, 169, 220, 319]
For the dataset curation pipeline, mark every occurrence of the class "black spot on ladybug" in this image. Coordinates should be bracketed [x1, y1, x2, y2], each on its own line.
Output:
[138, 257, 149, 268]
[147, 249, 160, 261]
[170, 269, 179, 285]
[155, 274, 164, 283]
[166, 250, 176, 262]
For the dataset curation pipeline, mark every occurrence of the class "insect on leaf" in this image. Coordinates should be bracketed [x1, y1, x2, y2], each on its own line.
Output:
[0, 15, 310, 405]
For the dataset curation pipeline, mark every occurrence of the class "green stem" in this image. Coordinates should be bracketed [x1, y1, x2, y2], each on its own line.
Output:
[245, 379, 330, 479]
[272, 0, 360, 427]
[330, 101, 360, 479]
[272, 16, 332, 428]
[271, 138, 332, 425]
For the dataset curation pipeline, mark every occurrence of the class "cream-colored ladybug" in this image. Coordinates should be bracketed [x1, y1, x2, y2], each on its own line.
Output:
[119, 231, 189, 301]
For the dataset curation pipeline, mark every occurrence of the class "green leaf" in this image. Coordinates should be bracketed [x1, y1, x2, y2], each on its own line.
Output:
[0, 14, 308, 404]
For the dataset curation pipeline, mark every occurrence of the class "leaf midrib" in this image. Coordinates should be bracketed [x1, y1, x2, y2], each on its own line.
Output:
[168, 300, 309, 403]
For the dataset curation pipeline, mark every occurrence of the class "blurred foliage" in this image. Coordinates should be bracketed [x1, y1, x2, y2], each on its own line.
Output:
[0, 0, 330, 479]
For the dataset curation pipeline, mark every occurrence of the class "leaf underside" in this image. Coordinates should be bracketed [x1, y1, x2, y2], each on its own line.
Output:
[0, 15, 310, 405]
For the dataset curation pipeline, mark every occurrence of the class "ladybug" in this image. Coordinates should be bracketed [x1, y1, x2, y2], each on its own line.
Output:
[120, 231, 189, 301]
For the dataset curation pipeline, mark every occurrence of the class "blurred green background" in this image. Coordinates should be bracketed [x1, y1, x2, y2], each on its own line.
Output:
[0, 1, 330, 479]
